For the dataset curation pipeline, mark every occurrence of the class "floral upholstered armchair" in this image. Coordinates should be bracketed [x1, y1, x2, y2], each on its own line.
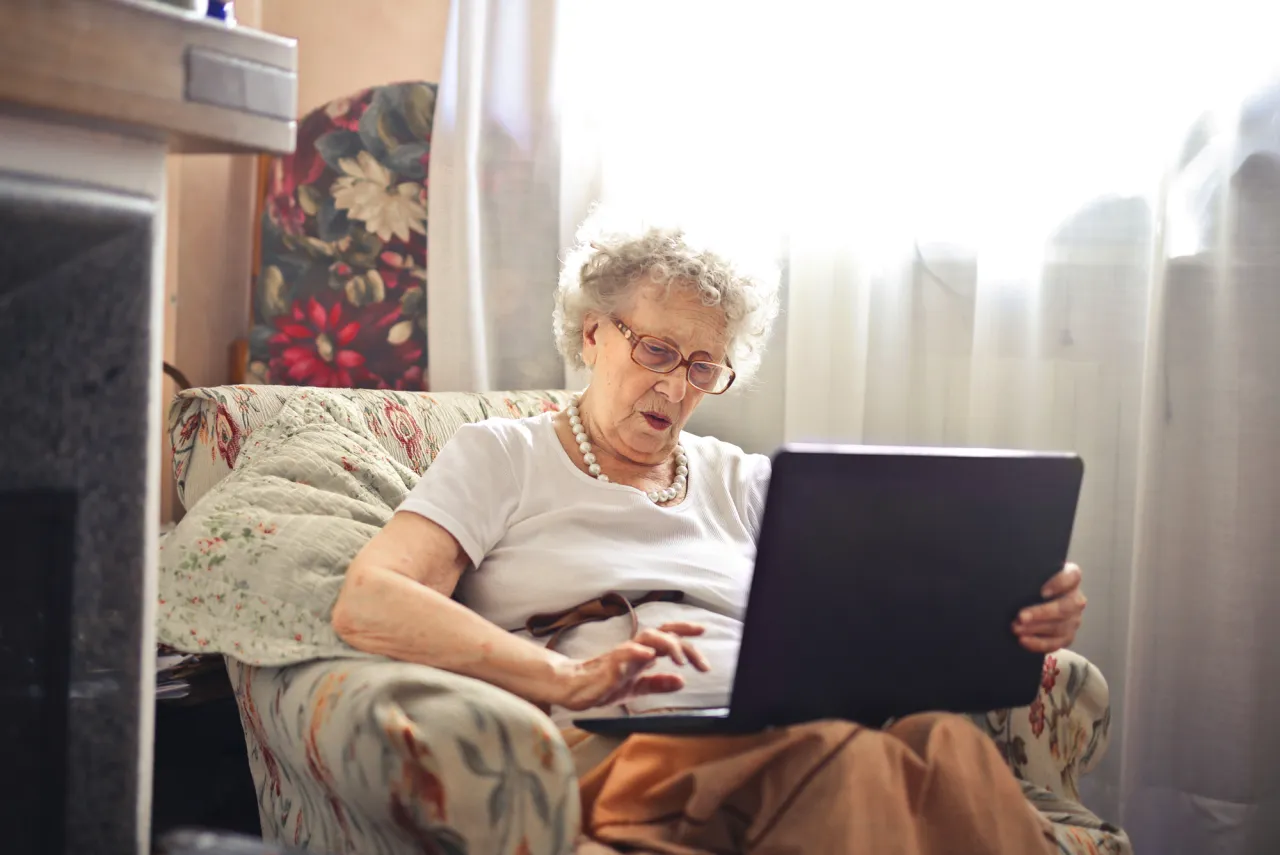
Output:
[247, 82, 435, 390]
[158, 385, 1130, 855]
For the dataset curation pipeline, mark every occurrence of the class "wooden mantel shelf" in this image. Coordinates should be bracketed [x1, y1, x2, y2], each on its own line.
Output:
[0, 0, 298, 155]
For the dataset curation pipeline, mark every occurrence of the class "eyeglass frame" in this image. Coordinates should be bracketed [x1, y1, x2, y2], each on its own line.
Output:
[609, 316, 737, 394]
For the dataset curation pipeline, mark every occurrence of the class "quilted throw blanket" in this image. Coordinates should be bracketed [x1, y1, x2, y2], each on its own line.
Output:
[157, 392, 418, 665]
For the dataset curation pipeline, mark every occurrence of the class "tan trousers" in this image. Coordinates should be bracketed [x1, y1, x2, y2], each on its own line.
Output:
[566, 713, 1055, 855]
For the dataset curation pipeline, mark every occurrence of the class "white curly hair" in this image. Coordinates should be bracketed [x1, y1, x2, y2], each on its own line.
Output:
[553, 209, 782, 387]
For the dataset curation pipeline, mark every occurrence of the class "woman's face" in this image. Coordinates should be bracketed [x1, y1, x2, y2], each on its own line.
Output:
[580, 280, 729, 465]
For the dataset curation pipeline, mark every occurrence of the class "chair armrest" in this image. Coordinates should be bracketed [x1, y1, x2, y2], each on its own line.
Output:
[969, 649, 1111, 803]
[227, 657, 579, 855]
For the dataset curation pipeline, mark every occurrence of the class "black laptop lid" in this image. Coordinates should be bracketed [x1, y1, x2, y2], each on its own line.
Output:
[730, 445, 1083, 729]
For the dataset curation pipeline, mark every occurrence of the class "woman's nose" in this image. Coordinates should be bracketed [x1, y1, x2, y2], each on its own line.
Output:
[654, 370, 687, 403]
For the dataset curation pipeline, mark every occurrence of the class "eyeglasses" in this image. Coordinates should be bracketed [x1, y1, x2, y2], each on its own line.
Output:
[610, 317, 736, 394]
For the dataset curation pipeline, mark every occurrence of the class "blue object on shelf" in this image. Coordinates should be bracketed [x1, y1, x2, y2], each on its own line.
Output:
[207, 0, 236, 24]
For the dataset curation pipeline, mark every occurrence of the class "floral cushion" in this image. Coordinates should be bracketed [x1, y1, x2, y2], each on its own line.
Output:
[167, 385, 570, 510]
[249, 82, 436, 390]
[158, 388, 572, 666]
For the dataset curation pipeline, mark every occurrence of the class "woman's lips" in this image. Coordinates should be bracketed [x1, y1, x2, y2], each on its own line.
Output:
[642, 412, 672, 430]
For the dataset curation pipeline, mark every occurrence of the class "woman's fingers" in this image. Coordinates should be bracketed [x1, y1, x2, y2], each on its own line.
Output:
[598, 651, 686, 704]
[1041, 562, 1082, 598]
[1015, 618, 1077, 640]
[635, 627, 711, 671]
[656, 621, 706, 637]
[613, 641, 657, 668]
[1017, 591, 1087, 628]
[1018, 599, 1066, 624]
[635, 627, 689, 666]
[683, 640, 711, 672]
[587, 627, 710, 708]
[1015, 611, 1082, 652]
[631, 673, 685, 696]
[1010, 561, 1085, 654]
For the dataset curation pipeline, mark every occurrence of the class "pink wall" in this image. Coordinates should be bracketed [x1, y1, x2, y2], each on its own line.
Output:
[264, 0, 451, 115]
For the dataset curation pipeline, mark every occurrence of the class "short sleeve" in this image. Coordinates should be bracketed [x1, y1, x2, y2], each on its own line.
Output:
[741, 453, 772, 541]
[396, 422, 520, 567]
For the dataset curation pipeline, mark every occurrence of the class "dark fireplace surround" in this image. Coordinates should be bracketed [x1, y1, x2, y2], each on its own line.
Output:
[0, 171, 157, 854]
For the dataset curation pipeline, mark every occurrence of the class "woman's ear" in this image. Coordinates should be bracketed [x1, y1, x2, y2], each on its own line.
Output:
[581, 315, 601, 367]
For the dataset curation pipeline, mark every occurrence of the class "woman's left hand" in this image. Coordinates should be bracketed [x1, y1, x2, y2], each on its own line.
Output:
[1013, 562, 1086, 653]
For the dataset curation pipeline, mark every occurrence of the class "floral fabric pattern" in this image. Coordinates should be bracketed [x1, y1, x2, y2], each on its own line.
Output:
[159, 387, 571, 667]
[969, 652, 1112, 805]
[1023, 780, 1133, 855]
[250, 82, 436, 390]
[167, 385, 571, 511]
[228, 657, 578, 855]
[162, 385, 1126, 855]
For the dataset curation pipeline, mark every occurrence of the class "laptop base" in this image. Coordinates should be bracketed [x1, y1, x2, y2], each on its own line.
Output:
[574, 708, 768, 737]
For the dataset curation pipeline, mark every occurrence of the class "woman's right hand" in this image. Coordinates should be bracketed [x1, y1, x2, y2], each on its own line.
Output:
[553, 622, 711, 712]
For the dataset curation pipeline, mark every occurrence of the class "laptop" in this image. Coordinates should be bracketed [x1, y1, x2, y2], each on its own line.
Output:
[573, 444, 1083, 736]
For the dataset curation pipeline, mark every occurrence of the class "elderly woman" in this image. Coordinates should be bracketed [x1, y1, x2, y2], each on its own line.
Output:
[331, 220, 1087, 853]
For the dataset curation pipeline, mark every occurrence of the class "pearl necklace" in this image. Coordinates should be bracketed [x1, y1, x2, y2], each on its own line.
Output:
[568, 397, 688, 505]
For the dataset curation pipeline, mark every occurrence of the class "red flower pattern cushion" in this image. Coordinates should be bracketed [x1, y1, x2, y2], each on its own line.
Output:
[249, 82, 436, 390]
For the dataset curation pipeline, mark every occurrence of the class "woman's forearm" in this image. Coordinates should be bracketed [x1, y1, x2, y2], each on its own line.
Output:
[331, 563, 572, 706]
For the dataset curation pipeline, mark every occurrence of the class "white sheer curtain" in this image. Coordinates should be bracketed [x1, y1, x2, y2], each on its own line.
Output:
[426, 0, 567, 391]
[429, 2, 1280, 850]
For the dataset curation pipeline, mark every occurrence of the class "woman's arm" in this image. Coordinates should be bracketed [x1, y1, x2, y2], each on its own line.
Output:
[332, 512, 573, 706]
[332, 512, 706, 709]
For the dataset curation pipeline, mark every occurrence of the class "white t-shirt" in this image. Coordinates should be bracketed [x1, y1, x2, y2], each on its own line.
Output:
[397, 411, 771, 725]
